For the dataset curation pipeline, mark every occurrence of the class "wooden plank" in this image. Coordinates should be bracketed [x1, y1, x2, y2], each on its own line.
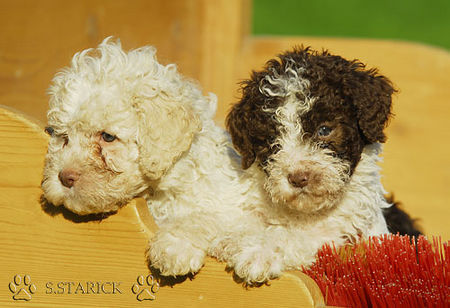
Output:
[198, 0, 252, 118]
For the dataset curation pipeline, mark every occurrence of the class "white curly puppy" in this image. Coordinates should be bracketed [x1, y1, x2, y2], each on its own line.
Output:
[41, 38, 267, 277]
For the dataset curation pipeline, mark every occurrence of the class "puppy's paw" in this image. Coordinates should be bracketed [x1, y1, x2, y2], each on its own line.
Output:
[232, 246, 283, 284]
[148, 232, 206, 277]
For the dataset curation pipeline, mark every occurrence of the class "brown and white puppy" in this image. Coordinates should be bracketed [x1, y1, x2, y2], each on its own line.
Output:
[228, 47, 394, 214]
[221, 47, 420, 283]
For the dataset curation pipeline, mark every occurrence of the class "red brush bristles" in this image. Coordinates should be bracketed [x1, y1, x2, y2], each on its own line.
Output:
[302, 234, 449, 307]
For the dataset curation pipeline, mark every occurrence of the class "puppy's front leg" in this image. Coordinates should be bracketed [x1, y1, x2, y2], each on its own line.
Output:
[229, 233, 285, 284]
[147, 214, 217, 277]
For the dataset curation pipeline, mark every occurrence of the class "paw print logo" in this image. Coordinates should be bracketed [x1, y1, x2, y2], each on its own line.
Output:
[8, 274, 36, 301]
[131, 275, 159, 301]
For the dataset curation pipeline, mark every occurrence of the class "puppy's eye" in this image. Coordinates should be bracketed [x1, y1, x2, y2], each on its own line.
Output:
[45, 126, 55, 136]
[317, 126, 332, 137]
[101, 132, 117, 142]
[319, 142, 330, 149]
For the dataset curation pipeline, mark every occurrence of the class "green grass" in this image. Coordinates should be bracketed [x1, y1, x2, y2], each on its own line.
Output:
[253, 0, 450, 50]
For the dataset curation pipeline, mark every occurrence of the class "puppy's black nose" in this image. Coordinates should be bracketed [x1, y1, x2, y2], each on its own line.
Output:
[59, 169, 80, 188]
[288, 171, 309, 188]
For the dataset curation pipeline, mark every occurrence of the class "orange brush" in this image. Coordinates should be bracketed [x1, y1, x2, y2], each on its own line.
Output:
[303, 234, 449, 307]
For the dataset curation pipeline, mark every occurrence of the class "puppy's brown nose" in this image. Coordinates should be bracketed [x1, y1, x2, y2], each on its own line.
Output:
[288, 171, 309, 188]
[59, 169, 80, 188]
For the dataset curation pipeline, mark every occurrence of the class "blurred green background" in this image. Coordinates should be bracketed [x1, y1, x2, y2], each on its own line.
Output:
[253, 0, 450, 50]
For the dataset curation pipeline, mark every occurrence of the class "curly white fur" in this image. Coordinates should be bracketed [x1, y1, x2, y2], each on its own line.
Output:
[42, 38, 389, 284]
[215, 144, 389, 283]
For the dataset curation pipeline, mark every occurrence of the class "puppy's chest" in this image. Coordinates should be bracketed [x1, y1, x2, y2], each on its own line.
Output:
[260, 204, 370, 236]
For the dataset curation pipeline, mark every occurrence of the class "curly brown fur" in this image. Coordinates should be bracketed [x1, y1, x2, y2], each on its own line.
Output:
[227, 46, 395, 172]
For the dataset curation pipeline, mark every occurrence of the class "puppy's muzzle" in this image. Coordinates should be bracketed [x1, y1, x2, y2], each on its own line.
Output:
[58, 169, 81, 188]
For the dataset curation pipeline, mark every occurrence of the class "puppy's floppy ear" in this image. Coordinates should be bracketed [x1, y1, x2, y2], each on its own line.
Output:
[226, 100, 256, 169]
[344, 64, 396, 144]
[135, 93, 201, 181]
[227, 75, 271, 169]
[227, 74, 279, 169]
